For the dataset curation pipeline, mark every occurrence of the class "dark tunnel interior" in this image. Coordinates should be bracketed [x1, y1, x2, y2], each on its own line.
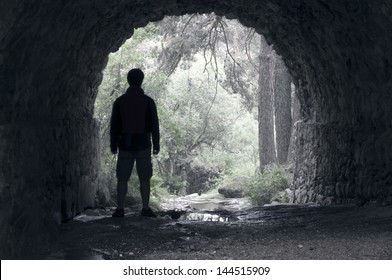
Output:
[0, 0, 391, 258]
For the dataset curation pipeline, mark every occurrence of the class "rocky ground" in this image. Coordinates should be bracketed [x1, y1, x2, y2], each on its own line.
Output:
[43, 203, 392, 260]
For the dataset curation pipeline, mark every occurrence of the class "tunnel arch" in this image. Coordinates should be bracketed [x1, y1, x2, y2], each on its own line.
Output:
[1, 0, 391, 258]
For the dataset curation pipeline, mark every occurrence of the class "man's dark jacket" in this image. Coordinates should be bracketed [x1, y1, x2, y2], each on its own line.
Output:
[110, 86, 160, 153]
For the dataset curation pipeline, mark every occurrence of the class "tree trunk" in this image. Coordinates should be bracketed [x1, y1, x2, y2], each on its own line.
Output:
[287, 86, 301, 164]
[292, 86, 301, 123]
[258, 37, 276, 170]
[274, 55, 292, 164]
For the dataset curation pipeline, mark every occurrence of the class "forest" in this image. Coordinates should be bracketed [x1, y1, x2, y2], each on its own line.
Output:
[94, 14, 299, 209]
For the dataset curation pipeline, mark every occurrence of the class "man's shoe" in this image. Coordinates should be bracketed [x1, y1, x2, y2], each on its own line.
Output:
[141, 207, 157, 217]
[112, 208, 124, 218]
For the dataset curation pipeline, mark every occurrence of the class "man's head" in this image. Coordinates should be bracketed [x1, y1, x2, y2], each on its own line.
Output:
[127, 68, 144, 86]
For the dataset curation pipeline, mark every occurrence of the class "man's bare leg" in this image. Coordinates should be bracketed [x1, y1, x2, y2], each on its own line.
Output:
[140, 180, 150, 209]
[112, 181, 128, 217]
[117, 181, 128, 209]
[140, 180, 156, 217]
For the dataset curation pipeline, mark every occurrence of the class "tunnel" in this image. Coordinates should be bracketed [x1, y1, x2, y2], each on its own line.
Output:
[0, 0, 391, 259]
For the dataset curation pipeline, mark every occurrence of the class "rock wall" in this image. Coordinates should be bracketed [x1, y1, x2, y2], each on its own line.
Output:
[0, 0, 391, 258]
[289, 1, 392, 205]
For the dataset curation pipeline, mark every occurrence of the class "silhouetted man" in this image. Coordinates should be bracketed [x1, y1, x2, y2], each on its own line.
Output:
[110, 68, 160, 218]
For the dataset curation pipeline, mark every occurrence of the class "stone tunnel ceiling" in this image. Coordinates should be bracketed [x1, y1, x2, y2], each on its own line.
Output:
[0, 0, 391, 258]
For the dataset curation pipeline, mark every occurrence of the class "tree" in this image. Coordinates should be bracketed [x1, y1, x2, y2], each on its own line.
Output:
[288, 87, 301, 164]
[258, 37, 276, 169]
[274, 55, 292, 164]
[220, 22, 260, 112]
[157, 57, 249, 193]
[157, 14, 224, 77]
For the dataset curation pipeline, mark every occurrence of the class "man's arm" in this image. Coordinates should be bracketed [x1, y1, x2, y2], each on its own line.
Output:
[149, 99, 160, 154]
[110, 99, 121, 154]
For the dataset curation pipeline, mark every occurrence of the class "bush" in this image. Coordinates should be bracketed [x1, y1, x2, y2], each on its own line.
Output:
[244, 165, 289, 205]
[185, 161, 222, 195]
[164, 175, 186, 195]
[150, 175, 170, 209]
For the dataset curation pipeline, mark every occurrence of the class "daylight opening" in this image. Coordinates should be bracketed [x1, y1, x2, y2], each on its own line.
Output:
[93, 14, 296, 215]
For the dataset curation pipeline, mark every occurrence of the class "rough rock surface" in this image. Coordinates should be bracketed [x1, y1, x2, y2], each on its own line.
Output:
[40, 205, 392, 260]
[0, 0, 392, 258]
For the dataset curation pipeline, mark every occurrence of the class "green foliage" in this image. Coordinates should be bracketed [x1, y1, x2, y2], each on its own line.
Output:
[244, 165, 290, 205]
[150, 175, 170, 209]
[163, 175, 186, 195]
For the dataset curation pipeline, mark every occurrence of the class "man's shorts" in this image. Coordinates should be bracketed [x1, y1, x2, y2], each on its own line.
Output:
[116, 148, 152, 182]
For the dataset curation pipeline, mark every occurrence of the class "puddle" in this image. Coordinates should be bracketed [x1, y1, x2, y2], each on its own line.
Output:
[161, 194, 251, 212]
[74, 213, 110, 222]
[180, 212, 239, 222]
[74, 210, 111, 222]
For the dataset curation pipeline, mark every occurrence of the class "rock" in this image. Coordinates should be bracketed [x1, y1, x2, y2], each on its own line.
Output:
[218, 176, 250, 198]
[218, 187, 243, 198]
[264, 201, 280, 206]
[271, 190, 290, 203]
[286, 188, 295, 203]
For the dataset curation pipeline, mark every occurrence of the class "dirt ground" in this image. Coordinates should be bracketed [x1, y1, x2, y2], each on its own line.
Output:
[42, 204, 392, 260]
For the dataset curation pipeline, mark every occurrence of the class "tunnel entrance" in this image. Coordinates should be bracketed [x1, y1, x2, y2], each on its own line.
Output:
[1, 0, 392, 259]
[93, 14, 298, 215]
